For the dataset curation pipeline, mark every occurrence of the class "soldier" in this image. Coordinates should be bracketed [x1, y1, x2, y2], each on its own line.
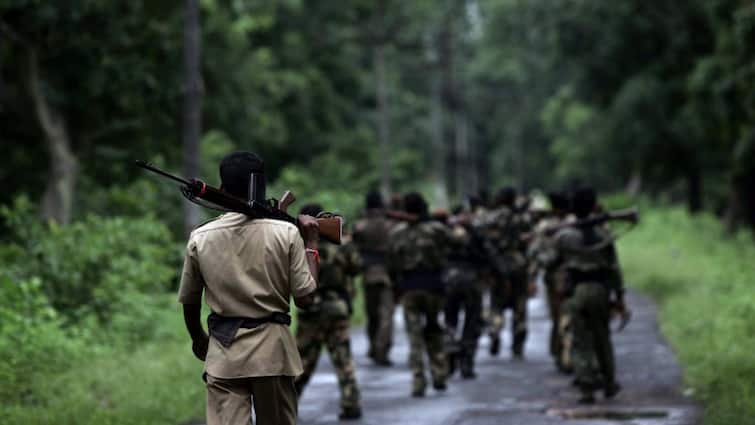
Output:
[480, 186, 532, 358]
[177, 152, 320, 425]
[294, 204, 362, 420]
[388, 192, 450, 397]
[554, 187, 627, 403]
[443, 206, 486, 379]
[352, 191, 395, 366]
[527, 191, 574, 371]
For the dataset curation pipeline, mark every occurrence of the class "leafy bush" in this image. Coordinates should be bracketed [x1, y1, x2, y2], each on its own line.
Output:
[0, 197, 181, 332]
[619, 207, 755, 424]
[0, 275, 85, 404]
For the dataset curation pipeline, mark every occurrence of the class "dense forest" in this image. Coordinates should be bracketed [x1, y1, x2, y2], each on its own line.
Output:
[2, 1, 754, 229]
[0, 1, 754, 425]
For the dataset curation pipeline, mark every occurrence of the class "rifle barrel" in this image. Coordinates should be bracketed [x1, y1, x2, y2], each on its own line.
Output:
[135, 160, 192, 186]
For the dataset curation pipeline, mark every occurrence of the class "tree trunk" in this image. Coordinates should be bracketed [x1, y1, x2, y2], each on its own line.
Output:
[625, 170, 643, 197]
[183, 0, 203, 235]
[28, 50, 77, 224]
[373, 43, 391, 198]
[431, 71, 449, 208]
[454, 112, 470, 197]
[686, 168, 703, 213]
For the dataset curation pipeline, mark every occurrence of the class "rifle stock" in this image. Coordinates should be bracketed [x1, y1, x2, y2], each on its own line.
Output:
[316, 217, 343, 245]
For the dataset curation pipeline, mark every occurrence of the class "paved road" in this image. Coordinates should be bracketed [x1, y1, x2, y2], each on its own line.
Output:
[298, 290, 700, 425]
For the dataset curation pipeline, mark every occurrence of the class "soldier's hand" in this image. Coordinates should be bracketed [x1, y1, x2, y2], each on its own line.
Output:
[298, 214, 320, 247]
[192, 335, 209, 361]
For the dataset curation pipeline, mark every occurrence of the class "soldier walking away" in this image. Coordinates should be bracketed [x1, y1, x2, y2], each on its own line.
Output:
[352, 191, 395, 366]
[554, 187, 628, 404]
[177, 152, 320, 425]
[479, 187, 532, 359]
[443, 205, 486, 379]
[388, 192, 450, 397]
[527, 191, 574, 372]
[295, 204, 362, 420]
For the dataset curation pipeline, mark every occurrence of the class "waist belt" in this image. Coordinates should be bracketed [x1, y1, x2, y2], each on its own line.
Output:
[399, 269, 444, 291]
[207, 312, 291, 348]
[568, 268, 613, 284]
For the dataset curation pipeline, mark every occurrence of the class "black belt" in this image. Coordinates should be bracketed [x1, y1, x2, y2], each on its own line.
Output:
[208, 312, 291, 347]
[568, 268, 613, 284]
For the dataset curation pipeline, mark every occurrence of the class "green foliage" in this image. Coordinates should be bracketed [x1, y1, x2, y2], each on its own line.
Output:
[0, 197, 180, 333]
[620, 207, 755, 424]
[0, 275, 86, 406]
[0, 296, 206, 425]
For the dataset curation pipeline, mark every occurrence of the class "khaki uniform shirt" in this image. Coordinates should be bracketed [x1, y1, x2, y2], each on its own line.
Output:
[178, 213, 317, 378]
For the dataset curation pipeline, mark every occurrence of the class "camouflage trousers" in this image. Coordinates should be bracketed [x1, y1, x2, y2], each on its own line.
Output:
[558, 297, 575, 372]
[295, 316, 361, 410]
[571, 283, 616, 391]
[402, 290, 448, 393]
[546, 281, 562, 360]
[488, 270, 529, 354]
[546, 276, 573, 371]
[443, 273, 483, 377]
[364, 284, 394, 362]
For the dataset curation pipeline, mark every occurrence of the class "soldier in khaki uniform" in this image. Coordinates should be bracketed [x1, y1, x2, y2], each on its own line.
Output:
[352, 191, 395, 366]
[388, 192, 450, 397]
[295, 204, 362, 420]
[178, 152, 320, 425]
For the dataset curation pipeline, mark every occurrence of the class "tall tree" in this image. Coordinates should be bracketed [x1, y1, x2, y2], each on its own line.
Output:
[182, 0, 202, 233]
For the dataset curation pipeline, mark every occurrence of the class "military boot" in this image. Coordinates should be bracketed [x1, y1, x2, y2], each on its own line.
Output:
[339, 406, 362, 420]
[460, 352, 476, 379]
[604, 381, 622, 399]
[512, 330, 527, 359]
[489, 334, 501, 356]
[412, 374, 426, 398]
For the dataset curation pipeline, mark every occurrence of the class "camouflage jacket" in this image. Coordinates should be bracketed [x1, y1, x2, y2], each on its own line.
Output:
[528, 214, 576, 270]
[352, 209, 394, 286]
[299, 241, 361, 319]
[554, 222, 624, 293]
[443, 223, 487, 287]
[474, 206, 531, 272]
[387, 219, 451, 291]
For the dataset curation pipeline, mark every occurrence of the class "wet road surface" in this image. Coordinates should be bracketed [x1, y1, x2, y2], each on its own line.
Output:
[298, 290, 700, 425]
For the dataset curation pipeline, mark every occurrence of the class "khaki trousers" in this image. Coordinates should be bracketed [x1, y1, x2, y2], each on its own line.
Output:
[206, 374, 297, 425]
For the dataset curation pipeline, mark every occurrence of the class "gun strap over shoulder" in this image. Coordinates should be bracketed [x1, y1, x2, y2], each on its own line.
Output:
[207, 312, 291, 348]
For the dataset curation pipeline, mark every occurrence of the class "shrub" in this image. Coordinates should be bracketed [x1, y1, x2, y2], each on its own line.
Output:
[0, 197, 181, 331]
[0, 275, 85, 404]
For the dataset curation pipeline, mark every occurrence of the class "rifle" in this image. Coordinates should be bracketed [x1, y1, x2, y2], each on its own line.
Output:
[135, 160, 343, 244]
[524, 207, 639, 241]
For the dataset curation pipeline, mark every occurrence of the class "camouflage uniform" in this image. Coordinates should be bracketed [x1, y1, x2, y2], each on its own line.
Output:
[443, 222, 486, 378]
[477, 206, 531, 357]
[555, 222, 623, 399]
[528, 213, 574, 371]
[295, 241, 361, 413]
[388, 219, 450, 396]
[352, 209, 395, 364]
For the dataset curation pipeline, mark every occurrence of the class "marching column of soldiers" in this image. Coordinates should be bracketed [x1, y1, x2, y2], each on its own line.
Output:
[302, 185, 630, 416]
[177, 150, 632, 425]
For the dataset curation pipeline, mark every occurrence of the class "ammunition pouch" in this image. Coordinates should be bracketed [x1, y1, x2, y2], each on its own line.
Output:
[299, 287, 353, 320]
[207, 311, 291, 348]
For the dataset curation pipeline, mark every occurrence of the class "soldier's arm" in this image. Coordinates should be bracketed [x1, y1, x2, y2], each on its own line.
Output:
[607, 239, 625, 301]
[292, 217, 319, 308]
[345, 243, 363, 277]
[177, 239, 209, 361]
